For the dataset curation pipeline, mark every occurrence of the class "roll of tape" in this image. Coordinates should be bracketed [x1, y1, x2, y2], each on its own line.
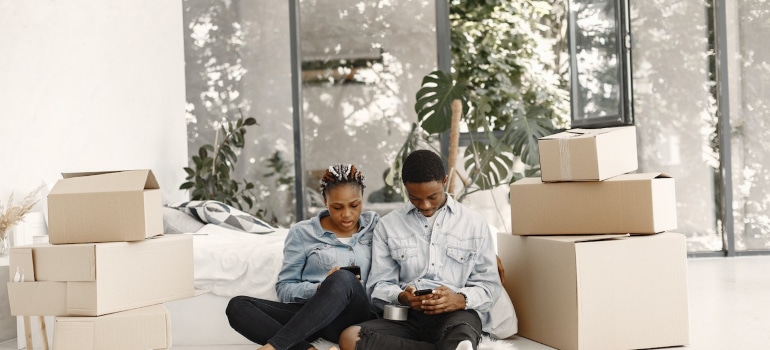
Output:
[383, 304, 408, 321]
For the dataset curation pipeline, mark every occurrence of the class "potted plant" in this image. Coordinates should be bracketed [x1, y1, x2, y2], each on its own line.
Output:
[179, 113, 258, 213]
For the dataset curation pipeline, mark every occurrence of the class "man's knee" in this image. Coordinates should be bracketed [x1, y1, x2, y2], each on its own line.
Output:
[338, 325, 361, 350]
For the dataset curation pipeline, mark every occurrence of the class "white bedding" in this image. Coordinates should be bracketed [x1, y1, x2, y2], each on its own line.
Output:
[190, 224, 290, 300]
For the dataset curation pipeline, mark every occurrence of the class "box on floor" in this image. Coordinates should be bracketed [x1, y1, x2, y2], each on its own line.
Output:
[54, 304, 171, 350]
[510, 173, 677, 235]
[7, 234, 194, 316]
[538, 126, 637, 182]
[47, 169, 163, 244]
[497, 232, 689, 350]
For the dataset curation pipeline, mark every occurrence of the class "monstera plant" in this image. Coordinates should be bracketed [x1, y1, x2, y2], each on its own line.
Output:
[391, 70, 555, 202]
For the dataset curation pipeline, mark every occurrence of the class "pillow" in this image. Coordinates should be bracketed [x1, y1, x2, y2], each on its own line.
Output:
[162, 206, 206, 234]
[168, 200, 275, 234]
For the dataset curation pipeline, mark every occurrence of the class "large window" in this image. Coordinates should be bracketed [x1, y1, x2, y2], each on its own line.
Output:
[296, 0, 438, 218]
[183, 1, 443, 225]
[571, 0, 770, 255]
[183, 1, 770, 255]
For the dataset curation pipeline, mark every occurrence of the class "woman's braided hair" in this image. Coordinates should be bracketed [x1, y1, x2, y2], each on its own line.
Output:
[320, 164, 366, 199]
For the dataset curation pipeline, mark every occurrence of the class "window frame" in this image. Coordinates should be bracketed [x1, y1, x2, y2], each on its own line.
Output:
[567, 0, 634, 128]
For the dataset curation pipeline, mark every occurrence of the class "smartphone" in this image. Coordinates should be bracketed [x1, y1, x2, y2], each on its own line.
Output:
[339, 265, 361, 276]
[414, 288, 433, 296]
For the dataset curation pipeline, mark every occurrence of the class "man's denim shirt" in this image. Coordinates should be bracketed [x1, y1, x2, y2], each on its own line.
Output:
[367, 195, 501, 325]
[276, 210, 378, 303]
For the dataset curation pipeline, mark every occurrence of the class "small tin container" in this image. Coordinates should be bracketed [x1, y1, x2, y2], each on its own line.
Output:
[383, 304, 409, 321]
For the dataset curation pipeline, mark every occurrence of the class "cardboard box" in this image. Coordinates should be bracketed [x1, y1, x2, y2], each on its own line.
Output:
[47, 170, 163, 244]
[497, 232, 689, 350]
[538, 126, 637, 182]
[53, 304, 171, 350]
[510, 173, 676, 235]
[7, 235, 194, 316]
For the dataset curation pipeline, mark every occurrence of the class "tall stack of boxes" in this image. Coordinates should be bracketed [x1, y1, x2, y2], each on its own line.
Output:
[499, 126, 690, 350]
[6, 170, 195, 349]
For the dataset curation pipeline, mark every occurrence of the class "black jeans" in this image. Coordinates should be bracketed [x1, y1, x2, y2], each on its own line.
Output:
[355, 308, 482, 350]
[226, 270, 374, 350]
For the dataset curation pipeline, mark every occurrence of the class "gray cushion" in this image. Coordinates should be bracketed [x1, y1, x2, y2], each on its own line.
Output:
[168, 200, 275, 234]
[162, 206, 206, 234]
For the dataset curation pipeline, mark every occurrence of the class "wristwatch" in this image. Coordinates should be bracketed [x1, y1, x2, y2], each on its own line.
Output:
[458, 292, 468, 310]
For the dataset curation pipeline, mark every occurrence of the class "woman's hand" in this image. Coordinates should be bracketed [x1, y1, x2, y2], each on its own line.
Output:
[326, 266, 363, 284]
[327, 266, 341, 277]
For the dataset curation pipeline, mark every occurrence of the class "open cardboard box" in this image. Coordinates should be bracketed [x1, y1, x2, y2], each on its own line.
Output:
[538, 126, 638, 182]
[47, 169, 163, 244]
[510, 173, 677, 235]
[7, 235, 194, 316]
[497, 232, 689, 350]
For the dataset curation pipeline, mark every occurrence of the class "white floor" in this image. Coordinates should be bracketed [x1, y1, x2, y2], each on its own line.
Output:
[2, 255, 769, 350]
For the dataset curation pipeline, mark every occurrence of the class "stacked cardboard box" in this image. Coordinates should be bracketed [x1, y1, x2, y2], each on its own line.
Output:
[500, 126, 690, 350]
[6, 170, 195, 349]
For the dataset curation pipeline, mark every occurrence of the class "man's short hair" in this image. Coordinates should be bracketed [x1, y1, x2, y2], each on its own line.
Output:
[401, 150, 446, 184]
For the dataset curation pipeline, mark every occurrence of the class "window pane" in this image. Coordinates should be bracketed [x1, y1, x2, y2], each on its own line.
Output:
[730, 1, 770, 251]
[183, 1, 297, 226]
[569, 0, 630, 127]
[299, 0, 437, 217]
[631, 1, 722, 252]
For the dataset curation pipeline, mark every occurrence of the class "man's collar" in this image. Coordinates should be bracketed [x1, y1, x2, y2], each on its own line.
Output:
[406, 192, 457, 215]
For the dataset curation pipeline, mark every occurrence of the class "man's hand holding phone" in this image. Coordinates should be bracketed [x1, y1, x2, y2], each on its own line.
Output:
[398, 287, 435, 311]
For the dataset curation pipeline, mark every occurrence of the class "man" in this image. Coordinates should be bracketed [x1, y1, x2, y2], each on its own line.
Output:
[339, 150, 503, 350]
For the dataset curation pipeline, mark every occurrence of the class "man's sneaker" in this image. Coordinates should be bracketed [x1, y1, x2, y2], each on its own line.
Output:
[455, 340, 473, 350]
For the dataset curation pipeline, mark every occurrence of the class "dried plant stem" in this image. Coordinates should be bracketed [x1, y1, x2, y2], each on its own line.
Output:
[0, 184, 45, 238]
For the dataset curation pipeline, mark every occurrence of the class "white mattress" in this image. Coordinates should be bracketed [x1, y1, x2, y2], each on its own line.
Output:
[190, 224, 290, 300]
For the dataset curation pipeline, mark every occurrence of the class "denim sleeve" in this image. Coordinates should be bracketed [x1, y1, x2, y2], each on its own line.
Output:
[367, 223, 404, 311]
[276, 228, 317, 303]
[458, 221, 501, 313]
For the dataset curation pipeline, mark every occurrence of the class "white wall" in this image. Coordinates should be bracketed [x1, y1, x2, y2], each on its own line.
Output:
[0, 1, 189, 211]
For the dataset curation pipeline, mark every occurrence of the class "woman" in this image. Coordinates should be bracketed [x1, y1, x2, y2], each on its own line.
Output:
[226, 164, 378, 350]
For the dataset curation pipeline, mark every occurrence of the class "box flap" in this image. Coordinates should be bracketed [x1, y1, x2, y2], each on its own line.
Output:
[512, 177, 543, 186]
[533, 234, 629, 244]
[31, 244, 97, 281]
[606, 172, 670, 181]
[9, 248, 35, 282]
[7, 281, 69, 316]
[540, 127, 622, 140]
[51, 170, 159, 194]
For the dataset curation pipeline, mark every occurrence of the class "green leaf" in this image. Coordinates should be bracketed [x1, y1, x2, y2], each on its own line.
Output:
[179, 182, 194, 190]
[503, 112, 554, 167]
[243, 196, 253, 208]
[243, 117, 257, 126]
[414, 70, 470, 134]
[463, 141, 514, 190]
[201, 157, 214, 170]
[192, 156, 202, 169]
